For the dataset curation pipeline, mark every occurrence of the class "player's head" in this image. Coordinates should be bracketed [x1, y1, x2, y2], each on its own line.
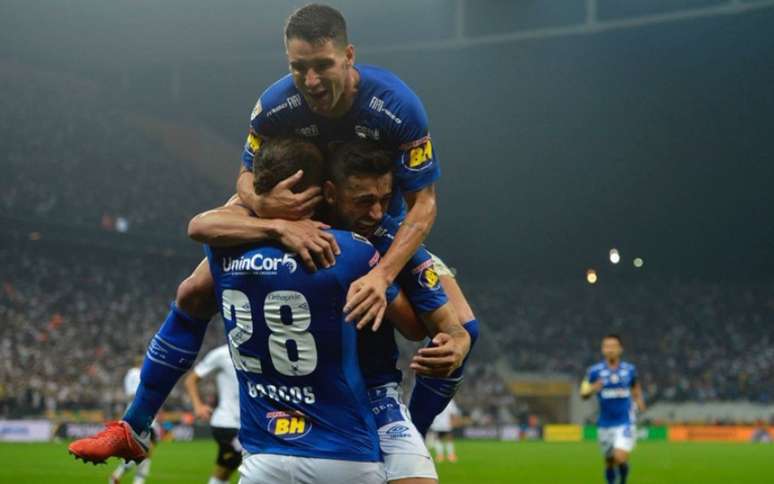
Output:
[601, 333, 624, 362]
[323, 139, 393, 237]
[253, 137, 324, 200]
[284, 4, 355, 116]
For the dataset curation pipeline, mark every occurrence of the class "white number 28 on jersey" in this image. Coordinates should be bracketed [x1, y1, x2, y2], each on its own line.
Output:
[222, 289, 318, 376]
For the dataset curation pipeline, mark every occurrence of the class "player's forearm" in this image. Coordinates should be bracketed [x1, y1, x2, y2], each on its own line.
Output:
[379, 189, 437, 282]
[188, 209, 281, 247]
[422, 304, 470, 356]
[183, 373, 203, 407]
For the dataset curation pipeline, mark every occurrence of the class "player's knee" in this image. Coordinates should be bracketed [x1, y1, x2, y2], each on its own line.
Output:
[175, 274, 216, 319]
[613, 450, 628, 465]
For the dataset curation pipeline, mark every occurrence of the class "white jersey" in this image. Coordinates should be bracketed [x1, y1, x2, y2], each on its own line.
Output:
[429, 400, 460, 433]
[123, 367, 141, 399]
[193, 345, 240, 429]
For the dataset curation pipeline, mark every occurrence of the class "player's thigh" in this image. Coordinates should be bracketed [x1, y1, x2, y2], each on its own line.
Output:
[175, 257, 217, 316]
[369, 384, 438, 482]
[613, 425, 636, 456]
[238, 454, 288, 483]
[597, 427, 616, 457]
[211, 426, 242, 471]
[428, 252, 475, 323]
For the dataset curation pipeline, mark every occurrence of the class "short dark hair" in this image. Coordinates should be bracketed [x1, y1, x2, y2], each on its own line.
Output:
[253, 137, 324, 194]
[284, 4, 348, 47]
[603, 333, 623, 346]
[327, 139, 393, 186]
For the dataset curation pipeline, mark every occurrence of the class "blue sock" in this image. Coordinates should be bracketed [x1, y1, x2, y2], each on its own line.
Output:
[605, 467, 616, 484]
[409, 319, 479, 436]
[619, 462, 629, 484]
[123, 304, 209, 434]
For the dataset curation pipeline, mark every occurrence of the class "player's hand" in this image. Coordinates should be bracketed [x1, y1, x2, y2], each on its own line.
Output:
[592, 380, 604, 392]
[410, 333, 465, 378]
[344, 268, 389, 331]
[254, 170, 323, 220]
[193, 403, 213, 421]
[276, 219, 341, 271]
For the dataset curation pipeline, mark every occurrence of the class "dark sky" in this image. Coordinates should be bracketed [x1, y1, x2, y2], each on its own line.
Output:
[2, 0, 772, 281]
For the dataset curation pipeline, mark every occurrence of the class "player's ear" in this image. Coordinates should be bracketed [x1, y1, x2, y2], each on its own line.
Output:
[323, 180, 337, 205]
[345, 44, 355, 66]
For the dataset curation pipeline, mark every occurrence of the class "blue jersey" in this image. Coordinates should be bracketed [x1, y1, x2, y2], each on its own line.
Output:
[205, 230, 396, 462]
[358, 215, 449, 387]
[586, 361, 638, 428]
[243, 64, 440, 221]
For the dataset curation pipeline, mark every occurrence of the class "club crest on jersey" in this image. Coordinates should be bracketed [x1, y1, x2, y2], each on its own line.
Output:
[401, 136, 433, 171]
[222, 253, 297, 275]
[411, 259, 440, 290]
[266, 412, 311, 440]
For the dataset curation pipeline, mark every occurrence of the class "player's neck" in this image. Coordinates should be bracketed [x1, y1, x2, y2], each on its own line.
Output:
[326, 66, 360, 118]
[606, 358, 620, 369]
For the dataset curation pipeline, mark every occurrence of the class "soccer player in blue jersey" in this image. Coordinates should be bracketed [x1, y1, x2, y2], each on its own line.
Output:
[581, 334, 647, 484]
[193, 138, 471, 483]
[70, 3, 475, 465]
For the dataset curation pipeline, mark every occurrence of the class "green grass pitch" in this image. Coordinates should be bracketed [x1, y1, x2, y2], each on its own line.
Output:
[1, 440, 771, 483]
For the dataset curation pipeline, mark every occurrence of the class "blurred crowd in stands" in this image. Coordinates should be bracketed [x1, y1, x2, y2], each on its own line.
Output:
[2, 242, 772, 422]
[0, 64, 223, 236]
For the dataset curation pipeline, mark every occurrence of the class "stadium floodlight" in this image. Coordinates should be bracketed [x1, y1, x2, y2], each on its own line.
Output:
[609, 248, 620, 264]
[633, 257, 644, 268]
[586, 269, 598, 284]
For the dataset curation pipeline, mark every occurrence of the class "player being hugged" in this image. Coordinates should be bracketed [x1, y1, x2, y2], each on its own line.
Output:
[580, 334, 646, 484]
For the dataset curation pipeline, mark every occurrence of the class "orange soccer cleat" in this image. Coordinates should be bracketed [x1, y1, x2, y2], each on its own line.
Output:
[68, 421, 149, 465]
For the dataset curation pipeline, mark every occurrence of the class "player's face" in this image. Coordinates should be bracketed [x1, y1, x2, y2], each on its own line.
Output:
[324, 174, 392, 237]
[601, 338, 623, 362]
[286, 38, 355, 117]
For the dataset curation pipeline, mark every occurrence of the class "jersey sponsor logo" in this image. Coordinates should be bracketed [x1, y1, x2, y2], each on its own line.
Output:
[246, 130, 263, 153]
[368, 250, 380, 268]
[368, 96, 402, 124]
[222, 253, 298, 275]
[295, 124, 319, 137]
[266, 411, 311, 440]
[385, 424, 411, 439]
[411, 259, 441, 290]
[250, 99, 262, 121]
[287, 94, 302, 109]
[355, 125, 380, 141]
[600, 388, 631, 399]
[402, 136, 433, 171]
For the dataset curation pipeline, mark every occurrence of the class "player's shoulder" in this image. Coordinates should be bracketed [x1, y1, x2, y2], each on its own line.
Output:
[329, 229, 379, 265]
[250, 74, 303, 124]
[620, 361, 637, 371]
[358, 64, 426, 125]
[588, 361, 606, 373]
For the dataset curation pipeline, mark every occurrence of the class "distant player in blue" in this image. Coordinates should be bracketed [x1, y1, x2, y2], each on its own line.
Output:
[581, 334, 646, 484]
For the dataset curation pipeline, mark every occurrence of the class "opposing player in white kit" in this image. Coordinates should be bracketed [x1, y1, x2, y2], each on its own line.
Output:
[581, 334, 646, 484]
[427, 399, 461, 463]
[185, 345, 242, 484]
[109, 361, 159, 484]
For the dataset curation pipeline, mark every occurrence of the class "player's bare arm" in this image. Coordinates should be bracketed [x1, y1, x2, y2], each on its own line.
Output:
[409, 304, 470, 378]
[188, 203, 340, 271]
[237, 166, 323, 220]
[183, 372, 213, 421]
[580, 379, 605, 399]
[383, 290, 429, 341]
[631, 382, 646, 412]
[344, 183, 437, 327]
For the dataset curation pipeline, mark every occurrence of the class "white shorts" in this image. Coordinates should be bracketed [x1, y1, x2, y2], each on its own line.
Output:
[238, 453, 385, 484]
[368, 383, 438, 482]
[598, 425, 636, 457]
